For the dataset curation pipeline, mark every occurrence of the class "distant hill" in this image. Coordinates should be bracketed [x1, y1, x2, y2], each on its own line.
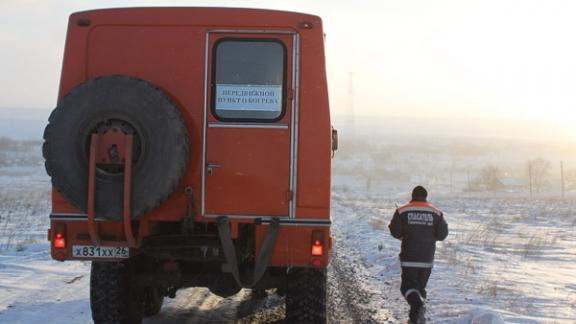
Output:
[0, 109, 50, 140]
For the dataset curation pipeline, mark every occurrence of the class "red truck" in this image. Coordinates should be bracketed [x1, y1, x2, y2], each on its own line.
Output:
[43, 7, 335, 323]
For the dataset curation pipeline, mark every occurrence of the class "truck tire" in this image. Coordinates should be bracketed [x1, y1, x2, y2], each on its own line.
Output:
[90, 261, 144, 324]
[143, 287, 164, 316]
[286, 268, 327, 324]
[43, 75, 189, 219]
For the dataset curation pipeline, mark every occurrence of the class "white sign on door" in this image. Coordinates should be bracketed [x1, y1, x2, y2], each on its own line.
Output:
[215, 84, 282, 112]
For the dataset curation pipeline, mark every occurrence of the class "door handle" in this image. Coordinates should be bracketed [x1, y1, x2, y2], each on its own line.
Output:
[207, 163, 221, 176]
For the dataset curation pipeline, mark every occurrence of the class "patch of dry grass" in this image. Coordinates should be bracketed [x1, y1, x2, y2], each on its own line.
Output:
[0, 188, 50, 251]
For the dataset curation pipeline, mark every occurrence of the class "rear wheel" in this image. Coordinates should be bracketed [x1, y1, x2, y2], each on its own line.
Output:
[143, 287, 164, 316]
[286, 268, 327, 324]
[90, 261, 144, 324]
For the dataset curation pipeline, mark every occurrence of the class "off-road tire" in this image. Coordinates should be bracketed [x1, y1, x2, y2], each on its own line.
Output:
[43, 75, 189, 219]
[286, 268, 327, 324]
[90, 261, 144, 324]
[143, 287, 164, 316]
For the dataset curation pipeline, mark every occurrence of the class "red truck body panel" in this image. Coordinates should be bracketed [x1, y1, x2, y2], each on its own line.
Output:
[50, 7, 332, 268]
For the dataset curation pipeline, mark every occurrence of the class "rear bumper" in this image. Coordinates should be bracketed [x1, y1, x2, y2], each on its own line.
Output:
[48, 214, 331, 268]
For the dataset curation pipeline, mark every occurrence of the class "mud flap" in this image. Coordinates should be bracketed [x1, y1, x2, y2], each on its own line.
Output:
[217, 216, 280, 288]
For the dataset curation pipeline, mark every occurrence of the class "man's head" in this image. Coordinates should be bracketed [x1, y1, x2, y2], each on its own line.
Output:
[411, 185, 428, 201]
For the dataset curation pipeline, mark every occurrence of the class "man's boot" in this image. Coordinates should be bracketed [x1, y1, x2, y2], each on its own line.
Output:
[417, 305, 426, 323]
[408, 305, 420, 324]
[406, 290, 426, 323]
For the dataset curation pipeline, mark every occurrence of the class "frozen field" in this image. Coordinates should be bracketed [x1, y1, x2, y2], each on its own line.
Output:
[331, 188, 576, 323]
[1, 162, 576, 322]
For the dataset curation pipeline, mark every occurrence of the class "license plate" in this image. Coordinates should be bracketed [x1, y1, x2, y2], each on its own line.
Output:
[72, 245, 130, 258]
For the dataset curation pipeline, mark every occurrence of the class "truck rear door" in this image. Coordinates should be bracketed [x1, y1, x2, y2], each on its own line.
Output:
[202, 31, 296, 219]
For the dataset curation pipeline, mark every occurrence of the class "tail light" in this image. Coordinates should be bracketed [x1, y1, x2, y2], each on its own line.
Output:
[312, 239, 323, 256]
[311, 230, 324, 256]
[54, 233, 66, 249]
[53, 224, 67, 249]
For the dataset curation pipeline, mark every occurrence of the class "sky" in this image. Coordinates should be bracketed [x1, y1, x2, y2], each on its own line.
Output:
[1, 0, 576, 140]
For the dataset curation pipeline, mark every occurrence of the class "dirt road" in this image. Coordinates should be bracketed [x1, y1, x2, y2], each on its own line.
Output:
[143, 254, 380, 324]
[0, 250, 376, 324]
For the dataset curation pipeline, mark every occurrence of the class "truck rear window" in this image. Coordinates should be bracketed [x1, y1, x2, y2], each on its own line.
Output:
[212, 39, 286, 121]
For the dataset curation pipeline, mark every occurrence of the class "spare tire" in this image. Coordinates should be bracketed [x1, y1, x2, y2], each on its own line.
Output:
[43, 75, 189, 219]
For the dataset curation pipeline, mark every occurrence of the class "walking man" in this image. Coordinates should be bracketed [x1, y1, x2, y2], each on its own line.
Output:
[389, 186, 448, 323]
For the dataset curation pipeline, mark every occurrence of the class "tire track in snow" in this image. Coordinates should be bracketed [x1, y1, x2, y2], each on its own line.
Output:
[328, 249, 380, 324]
[144, 288, 247, 323]
[330, 195, 402, 323]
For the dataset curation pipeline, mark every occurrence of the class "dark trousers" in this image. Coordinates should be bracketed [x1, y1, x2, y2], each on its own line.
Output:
[401, 266, 432, 320]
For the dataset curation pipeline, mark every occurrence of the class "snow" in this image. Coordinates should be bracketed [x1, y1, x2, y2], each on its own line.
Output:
[0, 164, 92, 323]
[455, 308, 505, 324]
[1, 137, 576, 323]
[0, 243, 92, 323]
[331, 189, 576, 323]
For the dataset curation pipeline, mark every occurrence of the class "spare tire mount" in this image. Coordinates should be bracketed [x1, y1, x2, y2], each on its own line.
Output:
[43, 75, 190, 220]
[86, 127, 138, 246]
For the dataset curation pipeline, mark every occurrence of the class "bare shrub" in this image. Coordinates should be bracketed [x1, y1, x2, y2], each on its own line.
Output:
[527, 158, 551, 193]
[368, 217, 387, 230]
[477, 282, 499, 298]
[0, 137, 43, 166]
[467, 165, 502, 191]
[0, 189, 50, 251]
[441, 241, 460, 267]
[522, 232, 557, 258]
[454, 220, 503, 249]
[439, 239, 481, 275]
[460, 257, 481, 275]
[15, 238, 38, 252]
[0, 151, 7, 166]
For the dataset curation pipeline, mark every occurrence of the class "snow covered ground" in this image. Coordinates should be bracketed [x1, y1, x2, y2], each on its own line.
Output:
[1, 161, 576, 322]
[0, 243, 92, 323]
[0, 165, 92, 323]
[331, 188, 576, 323]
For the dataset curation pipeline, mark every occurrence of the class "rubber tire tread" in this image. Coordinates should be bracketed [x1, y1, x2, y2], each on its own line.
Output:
[143, 288, 164, 316]
[90, 261, 144, 324]
[286, 268, 327, 324]
[43, 75, 189, 219]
